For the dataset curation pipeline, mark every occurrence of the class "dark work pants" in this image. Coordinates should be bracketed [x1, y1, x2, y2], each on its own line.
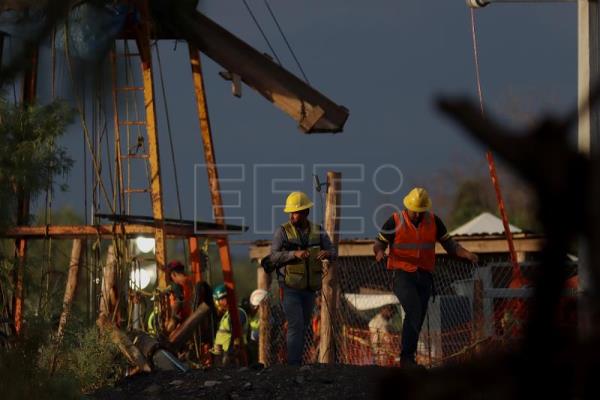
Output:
[392, 269, 433, 362]
[282, 287, 315, 365]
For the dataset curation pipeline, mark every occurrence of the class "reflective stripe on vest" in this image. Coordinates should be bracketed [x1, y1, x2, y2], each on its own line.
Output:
[391, 243, 436, 250]
[214, 308, 249, 352]
[282, 221, 323, 291]
[387, 211, 437, 272]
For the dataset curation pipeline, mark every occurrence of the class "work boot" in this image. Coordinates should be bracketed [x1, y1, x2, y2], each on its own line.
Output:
[400, 357, 425, 370]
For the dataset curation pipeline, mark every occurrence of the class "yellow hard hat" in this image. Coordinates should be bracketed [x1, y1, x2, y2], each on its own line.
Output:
[284, 191, 313, 213]
[403, 187, 432, 212]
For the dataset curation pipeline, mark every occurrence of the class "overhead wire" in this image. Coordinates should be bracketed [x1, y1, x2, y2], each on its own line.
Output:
[263, 0, 310, 84]
[154, 41, 188, 264]
[468, 9, 522, 281]
[241, 0, 282, 65]
[62, 19, 116, 218]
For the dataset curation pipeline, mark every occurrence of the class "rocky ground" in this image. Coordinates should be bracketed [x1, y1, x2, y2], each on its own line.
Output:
[90, 364, 397, 399]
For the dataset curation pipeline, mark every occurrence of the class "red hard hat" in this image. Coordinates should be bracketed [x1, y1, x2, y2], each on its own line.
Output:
[164, 260, 185, 273]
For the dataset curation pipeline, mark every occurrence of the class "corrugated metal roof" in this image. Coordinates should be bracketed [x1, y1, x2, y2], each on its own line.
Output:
[450, 212, 522, 236]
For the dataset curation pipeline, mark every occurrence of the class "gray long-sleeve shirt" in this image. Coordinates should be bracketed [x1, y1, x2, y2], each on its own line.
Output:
[269, 221, 337, 265]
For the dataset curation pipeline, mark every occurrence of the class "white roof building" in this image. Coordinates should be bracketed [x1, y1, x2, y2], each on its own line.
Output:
[449, 212, 522, 236]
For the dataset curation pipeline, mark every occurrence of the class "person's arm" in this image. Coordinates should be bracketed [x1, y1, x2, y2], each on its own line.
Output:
[435, 215, 479, 264]
[166, 285, 184, 333]
[373, 216, 396, 262]
[269, 226, 300, 265]
[317, 228, 337, 260]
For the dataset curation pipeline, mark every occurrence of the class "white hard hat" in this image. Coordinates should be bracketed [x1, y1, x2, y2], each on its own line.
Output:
[250, 289, 269, 307]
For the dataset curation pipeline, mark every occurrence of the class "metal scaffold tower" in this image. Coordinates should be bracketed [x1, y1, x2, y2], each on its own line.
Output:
[0, 0, 348, 360]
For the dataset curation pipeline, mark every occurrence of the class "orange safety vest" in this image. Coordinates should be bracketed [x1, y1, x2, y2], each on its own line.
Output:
[387, 210, 437, 272]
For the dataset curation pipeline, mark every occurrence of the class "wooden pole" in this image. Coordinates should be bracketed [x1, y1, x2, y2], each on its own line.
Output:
[96, 243, 151, 372]
[55, 239, 83, 342]
[168, 303, 210, 350]
[257, 266, 271, 366]
[472, 278, 485, 354]
[97, 315, 152, 372]
[98, 245, 118, 323]
[577, 0, 599, 339]
[50, 239, 82, 373]
[319, 171, 341, 364]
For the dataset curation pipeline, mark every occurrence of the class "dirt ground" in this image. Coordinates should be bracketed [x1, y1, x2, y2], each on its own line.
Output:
[89, 364, 396, 400]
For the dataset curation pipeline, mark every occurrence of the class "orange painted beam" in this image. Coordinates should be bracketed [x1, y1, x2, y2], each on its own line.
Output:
[189, 237, 203, 284]
[134, 0, 168, 288]
[2, 224, 235, 239]
[189, 45, 244, 355]
[13, 46, 38, 335]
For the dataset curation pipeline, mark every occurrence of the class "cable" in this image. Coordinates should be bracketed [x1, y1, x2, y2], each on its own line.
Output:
[154, 42, 188, 265]
[241, 0, 282, 65]
[63, 26, 116, 216]
[469, 9, 521, 282]
[263, 0, 310, 84]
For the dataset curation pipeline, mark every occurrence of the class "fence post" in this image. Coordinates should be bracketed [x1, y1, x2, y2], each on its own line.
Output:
[319, 171, 341, 364]
[257, 266, 271, 366]
[50, 239, 83, 374]
[473, 278, 485, 354]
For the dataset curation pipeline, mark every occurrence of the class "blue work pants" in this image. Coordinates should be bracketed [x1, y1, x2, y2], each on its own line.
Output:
[282, 287, 316, 365]
[392, 269, 433, 362]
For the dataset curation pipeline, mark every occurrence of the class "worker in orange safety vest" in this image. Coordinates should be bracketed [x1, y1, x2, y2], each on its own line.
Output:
[373, 187, 478, 368]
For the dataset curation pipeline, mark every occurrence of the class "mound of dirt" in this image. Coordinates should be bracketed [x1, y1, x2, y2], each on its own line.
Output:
[90, 364, 395, 399]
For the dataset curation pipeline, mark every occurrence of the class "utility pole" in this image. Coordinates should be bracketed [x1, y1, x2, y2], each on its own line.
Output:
[467, 0, 594, 336]
[576, 0, 598, 338]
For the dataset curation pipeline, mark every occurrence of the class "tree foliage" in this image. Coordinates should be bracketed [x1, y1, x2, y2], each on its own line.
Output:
[429, 159, 541, 232]
[0, 98, 75, 228]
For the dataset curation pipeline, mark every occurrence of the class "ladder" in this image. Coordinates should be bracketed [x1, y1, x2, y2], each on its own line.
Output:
[109, 15, 168, 288]
[111, 41, 152, 215]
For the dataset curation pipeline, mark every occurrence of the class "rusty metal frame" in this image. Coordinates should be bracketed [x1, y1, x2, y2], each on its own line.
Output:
[132, 0, 168, 288]
[189, 237, 203, 284]
[12, 46, 38, 335]
[189, 44, 244, 354]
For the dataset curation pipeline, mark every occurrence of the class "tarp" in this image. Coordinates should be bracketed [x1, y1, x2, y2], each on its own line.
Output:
[344, 293, 399, 311]
[0, 3, 129, 60]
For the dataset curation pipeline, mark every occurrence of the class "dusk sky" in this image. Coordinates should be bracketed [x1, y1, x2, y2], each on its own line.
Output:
[26, 0, 577, 246]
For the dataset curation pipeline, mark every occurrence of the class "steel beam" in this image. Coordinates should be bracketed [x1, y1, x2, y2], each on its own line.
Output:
[162, 8, 348, 133]
[12, 46, 38, 335]
[189, 237, 203, 284]
[134, 0, 168, 288]
[189, 45, 244, 357]
[1, 224, 240, 239]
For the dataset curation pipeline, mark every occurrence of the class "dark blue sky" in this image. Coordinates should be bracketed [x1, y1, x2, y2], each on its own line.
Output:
[35, 1, 576, 245]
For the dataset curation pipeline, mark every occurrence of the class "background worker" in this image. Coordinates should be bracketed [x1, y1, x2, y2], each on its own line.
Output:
[373, 187, 478, 368]
[268, 191, 337, 366]
[212, 283, 249, 364]
[368, 304, 399, 366]
[241, 289, 269, 365]
[164, 260, 195, 335]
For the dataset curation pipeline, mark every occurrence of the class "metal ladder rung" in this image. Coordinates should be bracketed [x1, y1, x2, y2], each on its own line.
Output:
[120, 154, 149, 159]
[116, 86, 144, 91]
[124, 188, 149, 194]
[120, 121, 146, 126]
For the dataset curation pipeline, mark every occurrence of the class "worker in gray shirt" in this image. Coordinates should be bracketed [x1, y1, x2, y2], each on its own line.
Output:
[266, 191, 337, 365]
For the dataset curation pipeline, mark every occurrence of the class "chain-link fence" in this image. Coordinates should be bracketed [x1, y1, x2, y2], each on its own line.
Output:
[260, 253, 578, 367]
